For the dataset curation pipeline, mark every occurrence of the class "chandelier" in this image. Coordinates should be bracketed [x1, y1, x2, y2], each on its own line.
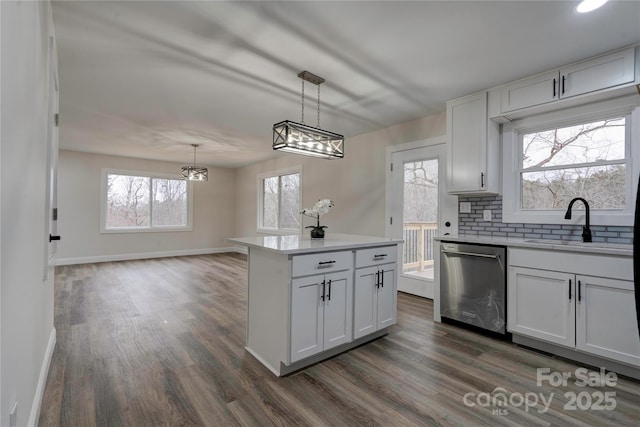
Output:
[181, 144, 208, 182]
[273, 71, 344, 159]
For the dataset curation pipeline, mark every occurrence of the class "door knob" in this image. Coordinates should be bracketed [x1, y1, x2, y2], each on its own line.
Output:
[49, 234, 61, 242]
[445, 221, 451, 227]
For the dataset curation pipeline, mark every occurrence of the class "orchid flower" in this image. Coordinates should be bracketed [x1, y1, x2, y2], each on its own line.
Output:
[301, 199, 334, 229]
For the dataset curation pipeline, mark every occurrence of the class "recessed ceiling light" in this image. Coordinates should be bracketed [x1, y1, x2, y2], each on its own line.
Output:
[577, 0, 608, 13]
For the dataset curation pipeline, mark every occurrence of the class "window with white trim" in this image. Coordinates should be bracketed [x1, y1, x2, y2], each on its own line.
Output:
[101, 169, 192, 232]
[258, 168, 301, 233]
[502, 97, 639, 225]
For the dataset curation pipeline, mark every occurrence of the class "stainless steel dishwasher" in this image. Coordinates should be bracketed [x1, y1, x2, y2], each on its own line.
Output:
[440, 241, 507, 335]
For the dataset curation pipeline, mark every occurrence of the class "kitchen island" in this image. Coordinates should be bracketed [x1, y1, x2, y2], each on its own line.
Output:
[228, 233, 402, 376]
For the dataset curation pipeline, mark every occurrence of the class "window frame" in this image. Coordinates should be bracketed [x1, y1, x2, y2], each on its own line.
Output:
[502, 96, 640, 226]
[100, 168, 194, 233]
[257, 166, 302, 235]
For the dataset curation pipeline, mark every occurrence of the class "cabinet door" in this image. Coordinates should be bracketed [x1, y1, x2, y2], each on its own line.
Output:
[377, 266, 397, 330]
[501, 70, 559, 113]
[354, 266, 378, 339]
[508, 267, 575, 348]
[576, 276, 640, 366]
[322, 271, 353, 350]
[290, 275, 324, 362]
[447, 92, 487, 193]
[560, 48, 636, 99]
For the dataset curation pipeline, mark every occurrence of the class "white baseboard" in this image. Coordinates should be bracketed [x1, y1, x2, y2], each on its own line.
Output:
[56, 246, 246, 266]
[233, 246, 248, 255]
[28, 327, 56, 427]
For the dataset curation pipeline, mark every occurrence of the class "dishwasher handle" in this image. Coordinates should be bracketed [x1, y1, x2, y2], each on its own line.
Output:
[441, 250, 499, 259]
[442, 249, 504, 271]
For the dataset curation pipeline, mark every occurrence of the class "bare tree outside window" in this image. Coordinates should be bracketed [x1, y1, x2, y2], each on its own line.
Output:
[107, 174, 150, 228]
[280, 173, 300, 229]
[402, 159, 439, 280]
[105, 173, 190, 230]
[262, 176, 279, 228]
[403, 160, 438, 222]
[261, 172, 300, 230]
[152, 179, 187, 226]
[521, 117, 626, 210]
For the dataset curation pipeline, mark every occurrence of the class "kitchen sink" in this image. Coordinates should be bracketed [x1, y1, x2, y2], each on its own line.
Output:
[524, 239, 631, 250]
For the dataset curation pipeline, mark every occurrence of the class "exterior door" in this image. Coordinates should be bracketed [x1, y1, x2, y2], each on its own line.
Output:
[387, 139, 457, 298]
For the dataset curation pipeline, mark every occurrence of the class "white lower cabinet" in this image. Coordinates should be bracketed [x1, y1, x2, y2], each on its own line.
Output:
[508, 267, 575, 347]
[291, 270, 353, 363]
[508, 259, 640, 367]
[576, 276, 640, 366]
[354, 264, 397, 339]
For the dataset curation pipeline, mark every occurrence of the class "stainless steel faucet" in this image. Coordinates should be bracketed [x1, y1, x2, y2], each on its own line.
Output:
[564, 197, 592, 243]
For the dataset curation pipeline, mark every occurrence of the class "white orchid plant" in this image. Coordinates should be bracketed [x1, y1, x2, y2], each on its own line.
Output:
[301, 199, 334, 231]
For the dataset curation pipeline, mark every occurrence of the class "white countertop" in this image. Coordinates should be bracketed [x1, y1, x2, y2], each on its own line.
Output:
[434, 235, 633, 257]
[228, 233, 403, 255]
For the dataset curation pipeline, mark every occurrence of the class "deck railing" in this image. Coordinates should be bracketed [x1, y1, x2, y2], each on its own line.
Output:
[403, 222, 438, 272]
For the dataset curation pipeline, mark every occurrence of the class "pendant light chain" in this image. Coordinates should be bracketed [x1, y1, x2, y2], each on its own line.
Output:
[317, 84, 321, 127]
[301, 78, 305, 124]
[193, 144, 197, 165]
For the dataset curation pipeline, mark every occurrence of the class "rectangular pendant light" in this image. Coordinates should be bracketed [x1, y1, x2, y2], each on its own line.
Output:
[181, 144, 208, 181]
[273, 120, 344, 159]
[273, 71, 344, 159]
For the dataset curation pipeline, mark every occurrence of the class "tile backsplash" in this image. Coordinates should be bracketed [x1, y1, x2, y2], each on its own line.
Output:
[458, 196, 634, 244]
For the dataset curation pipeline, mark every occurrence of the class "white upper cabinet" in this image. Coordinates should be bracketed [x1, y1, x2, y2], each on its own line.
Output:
[499, 47, 637, 116]
[501, 70, 559, 113]
[447, 91, 500, 195]
[560, 48, 636, 99]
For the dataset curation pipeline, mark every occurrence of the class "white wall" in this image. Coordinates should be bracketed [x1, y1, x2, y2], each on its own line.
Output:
[57, 150, 236, 264]
[1, 1, 56, 425]
[234, 113, 446, 238]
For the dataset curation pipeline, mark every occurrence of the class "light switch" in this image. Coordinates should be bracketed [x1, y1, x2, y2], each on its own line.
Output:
[483, 209, 492, 221]
[459, 202, 471, 213]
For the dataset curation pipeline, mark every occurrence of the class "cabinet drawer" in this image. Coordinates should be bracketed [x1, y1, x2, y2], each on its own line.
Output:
[355, 246, 397, 269]
[291, 251, 352, 277]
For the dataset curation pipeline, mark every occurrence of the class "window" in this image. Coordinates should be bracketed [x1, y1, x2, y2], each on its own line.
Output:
[101, 169, 192, 232]
[503, 97, 639, 225]
[521, 117, 626, 210]
[258, 168, 301, 232]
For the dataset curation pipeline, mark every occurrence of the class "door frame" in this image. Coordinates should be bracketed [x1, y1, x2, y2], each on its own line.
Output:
[385, 136, 458, 298]
[44, 35, 59, 281]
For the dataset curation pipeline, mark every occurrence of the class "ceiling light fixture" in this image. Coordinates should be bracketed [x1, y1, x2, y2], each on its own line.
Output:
[576, 0, 608, 13]
[273, 71, 344, 159]
[181, 144, 208, 181]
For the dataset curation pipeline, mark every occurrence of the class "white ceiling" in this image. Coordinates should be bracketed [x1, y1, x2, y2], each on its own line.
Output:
[52, 1, 640, 168]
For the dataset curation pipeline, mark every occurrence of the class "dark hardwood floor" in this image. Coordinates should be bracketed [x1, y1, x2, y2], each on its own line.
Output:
[39, 254, 640, 426]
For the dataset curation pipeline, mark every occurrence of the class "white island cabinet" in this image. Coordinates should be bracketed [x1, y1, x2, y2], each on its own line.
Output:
[228, 234, 402, 376]
[354, 247, 397, 339]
